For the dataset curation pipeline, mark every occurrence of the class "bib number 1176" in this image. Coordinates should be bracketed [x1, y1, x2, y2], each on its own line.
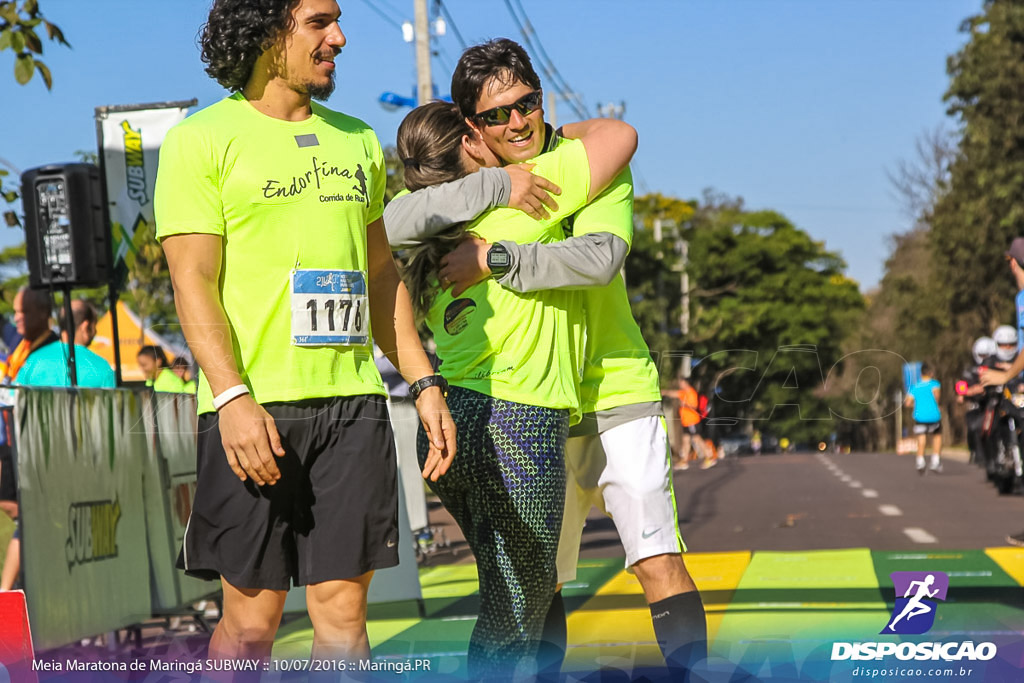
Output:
[291, 269, 369, 346]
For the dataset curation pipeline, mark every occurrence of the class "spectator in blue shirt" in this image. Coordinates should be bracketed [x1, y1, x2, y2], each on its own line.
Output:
[17, 300, 114, 389]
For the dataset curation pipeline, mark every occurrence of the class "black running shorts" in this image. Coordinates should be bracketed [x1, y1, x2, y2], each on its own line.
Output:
[0, 444, 16, 503]
[177, 394, 399, 590]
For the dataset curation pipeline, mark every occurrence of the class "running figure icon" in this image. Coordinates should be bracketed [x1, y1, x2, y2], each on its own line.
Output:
[887, 574, 939, 632]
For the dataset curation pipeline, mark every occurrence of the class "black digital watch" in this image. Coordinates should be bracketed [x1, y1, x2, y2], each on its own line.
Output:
[486, 243, 512, 277]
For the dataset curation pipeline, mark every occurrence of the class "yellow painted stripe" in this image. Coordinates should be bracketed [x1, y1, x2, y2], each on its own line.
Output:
[418, 563, 480, 598]
[985, 547, 1024, 586]
[565, 551, 751, 665]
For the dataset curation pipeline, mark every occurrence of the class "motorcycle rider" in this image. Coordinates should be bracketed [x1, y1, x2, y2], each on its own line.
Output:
[960, 336, 996, 464]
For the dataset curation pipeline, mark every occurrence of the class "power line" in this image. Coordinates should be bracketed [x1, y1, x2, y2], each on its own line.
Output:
[435, 0, 468, 50]
[512, 0, 589, 118]
[375, 0, 407, 22]
[503, 0, 589, 120]
[502, 0, 575, 115]
[632, 165, 651, 195]
[434, 45, 456, 79]
[356, 0, 404, 32]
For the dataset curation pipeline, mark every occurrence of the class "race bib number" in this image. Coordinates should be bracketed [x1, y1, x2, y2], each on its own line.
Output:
[291, 269, 369, 346]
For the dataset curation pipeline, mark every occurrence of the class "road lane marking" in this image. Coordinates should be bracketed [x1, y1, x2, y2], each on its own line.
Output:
[878, 505, 902, 516]
[903, 527, 938, 544]
[862, 489, 879, 498]
[849, 481, 862, 488]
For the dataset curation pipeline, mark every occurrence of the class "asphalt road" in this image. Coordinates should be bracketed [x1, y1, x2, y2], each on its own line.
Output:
[422, 450, 1024, 565]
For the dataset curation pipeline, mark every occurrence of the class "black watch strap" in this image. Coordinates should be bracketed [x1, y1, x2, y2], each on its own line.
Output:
[409, 374, 448, 400]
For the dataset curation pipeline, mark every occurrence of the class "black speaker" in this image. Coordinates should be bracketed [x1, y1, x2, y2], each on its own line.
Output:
[21, 163, 109, 289]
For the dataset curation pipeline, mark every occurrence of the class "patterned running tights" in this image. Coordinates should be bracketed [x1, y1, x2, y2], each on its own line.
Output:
[417, 386, 568, 679]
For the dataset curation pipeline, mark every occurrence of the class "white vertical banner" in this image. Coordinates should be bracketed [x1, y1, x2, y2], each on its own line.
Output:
[95, 100, 194, 288]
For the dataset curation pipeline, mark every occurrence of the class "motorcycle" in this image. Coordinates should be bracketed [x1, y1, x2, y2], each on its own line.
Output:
[974, 372, 1024, 495]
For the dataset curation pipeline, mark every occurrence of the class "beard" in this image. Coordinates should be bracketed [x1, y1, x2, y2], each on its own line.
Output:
[307, 71, 337, 102]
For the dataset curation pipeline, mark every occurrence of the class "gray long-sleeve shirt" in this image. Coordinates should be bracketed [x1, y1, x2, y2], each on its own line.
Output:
[384, 166, 660, 432]
[383, 168, 628, 291]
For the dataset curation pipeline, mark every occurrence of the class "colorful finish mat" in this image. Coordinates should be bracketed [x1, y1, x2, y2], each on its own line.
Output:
[272, 549, 1024, 681]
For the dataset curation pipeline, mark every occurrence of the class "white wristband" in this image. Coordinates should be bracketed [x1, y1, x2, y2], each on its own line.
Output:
[213, 384, 250, 411]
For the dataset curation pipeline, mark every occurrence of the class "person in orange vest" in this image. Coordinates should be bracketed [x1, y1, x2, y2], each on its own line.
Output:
[674, 378, 711, 470]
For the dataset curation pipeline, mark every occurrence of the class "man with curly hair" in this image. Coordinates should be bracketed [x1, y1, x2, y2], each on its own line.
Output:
[154, 0, 456, 666]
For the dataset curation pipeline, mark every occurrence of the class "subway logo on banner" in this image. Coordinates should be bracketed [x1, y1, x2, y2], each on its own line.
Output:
[64, 499, 121, 571]
[121, 119, 148, 205]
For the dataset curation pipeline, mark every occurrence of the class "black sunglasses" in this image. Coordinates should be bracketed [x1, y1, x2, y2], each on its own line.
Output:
[473, 90, 543, 127]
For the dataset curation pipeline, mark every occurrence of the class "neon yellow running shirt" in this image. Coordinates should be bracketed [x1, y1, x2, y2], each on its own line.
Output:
[425, 139, 591, 420]
[571, 167, 662, 413]
[155, 94, 387, 414]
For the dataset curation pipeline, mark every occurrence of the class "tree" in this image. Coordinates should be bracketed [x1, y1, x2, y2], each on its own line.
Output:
[929, 0, 1024, 379]
[0, 0, 67, 87]
[1, 0, 69, 226]
[630, 191, 865, 444]
[626, 193, 696, 369]
[383, 145, 406, 203]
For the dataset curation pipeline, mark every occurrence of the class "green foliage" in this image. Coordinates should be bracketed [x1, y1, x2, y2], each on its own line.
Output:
[630, 191, 865, 444]
[0, 242, 26, 313]
[850, 1, 1024, 448]
[929, 0, 1024, 374]
[0, 0, 68, 89]
[1, 1, 69, 223]
[383, 144, 406, 204]
[122, 221, 178, 342]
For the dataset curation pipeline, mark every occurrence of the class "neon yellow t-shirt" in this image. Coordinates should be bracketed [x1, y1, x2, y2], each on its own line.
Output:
[155, 93, 387, 413]
[425, 139, 590, 420]
[148, 368, 186, 393]
[571, 167, 663, 413]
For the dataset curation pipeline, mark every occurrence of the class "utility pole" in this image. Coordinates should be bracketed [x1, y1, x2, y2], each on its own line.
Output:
[597, 101, 626, 120]
[679, 239, 689, 336]
[414, 0, 432, 105]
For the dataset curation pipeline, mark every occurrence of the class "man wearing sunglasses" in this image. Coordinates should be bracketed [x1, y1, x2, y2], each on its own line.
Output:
[384, 38, 706, 678]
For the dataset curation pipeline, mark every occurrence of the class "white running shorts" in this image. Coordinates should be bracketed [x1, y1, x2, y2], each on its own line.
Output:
[556, 415, 685, 583]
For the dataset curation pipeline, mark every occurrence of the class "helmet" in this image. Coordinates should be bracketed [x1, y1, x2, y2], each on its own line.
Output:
[973, 336, 996, 365]
[993, 325, 1018, 361]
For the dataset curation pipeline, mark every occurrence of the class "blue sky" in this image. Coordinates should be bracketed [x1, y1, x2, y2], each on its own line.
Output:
[0, 0, 979, 290]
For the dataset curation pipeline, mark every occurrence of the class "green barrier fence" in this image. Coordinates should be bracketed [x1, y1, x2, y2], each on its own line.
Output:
[15, 388, 151, 651]
[140, 392, 215, 612]
[11, 387, 423, 649]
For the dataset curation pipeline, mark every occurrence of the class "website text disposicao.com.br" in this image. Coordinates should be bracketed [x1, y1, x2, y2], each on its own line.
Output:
[852, 665, 978, 678]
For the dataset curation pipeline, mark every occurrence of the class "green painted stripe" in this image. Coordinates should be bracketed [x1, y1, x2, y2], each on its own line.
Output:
[925, 602, 1024, 636]
[871, 548, 1020, 616]
[727, 549, 885, 609]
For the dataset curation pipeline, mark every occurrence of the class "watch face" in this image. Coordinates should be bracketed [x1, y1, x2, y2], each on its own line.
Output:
[489, 251, 511, 267]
